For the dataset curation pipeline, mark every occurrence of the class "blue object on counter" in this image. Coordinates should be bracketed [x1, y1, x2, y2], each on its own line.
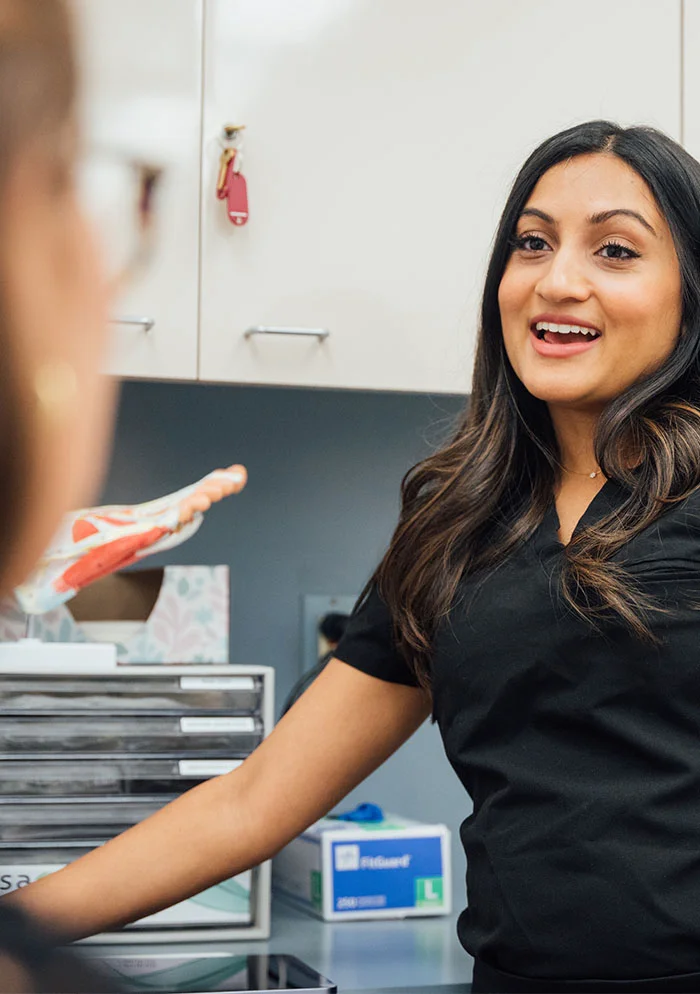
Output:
[330, 802, 384, 823]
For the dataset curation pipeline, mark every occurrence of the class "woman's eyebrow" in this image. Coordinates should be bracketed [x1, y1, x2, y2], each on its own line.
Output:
[519, 206, 658, 237]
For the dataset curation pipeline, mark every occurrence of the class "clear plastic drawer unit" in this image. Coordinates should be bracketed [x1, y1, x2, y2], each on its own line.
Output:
[0, 674, 263, 714]
[0, 796, 171, 842]
[0, 757, 244, 796]
[0, 714, 263, 754]
[0, 663, 274, 942]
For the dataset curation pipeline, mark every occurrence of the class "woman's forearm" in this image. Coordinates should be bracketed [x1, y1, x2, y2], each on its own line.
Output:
[5, 771, 260, 942]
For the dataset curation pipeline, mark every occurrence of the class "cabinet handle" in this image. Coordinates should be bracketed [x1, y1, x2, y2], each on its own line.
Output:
[244, 326, 330, 341]
[110, 316, 155, 332]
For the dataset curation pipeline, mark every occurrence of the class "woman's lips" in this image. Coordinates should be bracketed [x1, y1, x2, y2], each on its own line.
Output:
[529, 326, 602, 358]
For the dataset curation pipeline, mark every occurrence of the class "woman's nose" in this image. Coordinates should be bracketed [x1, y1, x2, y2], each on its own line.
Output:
[535, 246, 591, 303]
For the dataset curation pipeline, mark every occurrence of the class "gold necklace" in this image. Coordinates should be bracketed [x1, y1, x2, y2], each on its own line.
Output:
[562, 466, 601, 479]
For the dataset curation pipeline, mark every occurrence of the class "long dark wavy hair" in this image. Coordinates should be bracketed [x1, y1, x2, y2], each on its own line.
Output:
[372, 120, 700, 685]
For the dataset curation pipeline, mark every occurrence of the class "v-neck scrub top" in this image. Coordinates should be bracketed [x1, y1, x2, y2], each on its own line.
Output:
[333, 480, 700, 984]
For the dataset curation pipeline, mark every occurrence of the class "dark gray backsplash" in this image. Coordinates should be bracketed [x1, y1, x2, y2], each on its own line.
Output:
[100, 380, 468, 894]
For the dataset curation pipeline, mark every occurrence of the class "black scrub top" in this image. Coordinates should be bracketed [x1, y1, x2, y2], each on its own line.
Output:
[334, 480, 700, 981]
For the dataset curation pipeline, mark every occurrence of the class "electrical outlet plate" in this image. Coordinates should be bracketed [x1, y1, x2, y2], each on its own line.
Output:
[300, 594, 357, 676]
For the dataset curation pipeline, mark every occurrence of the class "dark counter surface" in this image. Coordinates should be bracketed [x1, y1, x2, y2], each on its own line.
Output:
[345, 987, 471, 993]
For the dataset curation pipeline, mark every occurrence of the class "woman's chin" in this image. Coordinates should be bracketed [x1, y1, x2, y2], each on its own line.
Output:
[520, 373, 606, 409]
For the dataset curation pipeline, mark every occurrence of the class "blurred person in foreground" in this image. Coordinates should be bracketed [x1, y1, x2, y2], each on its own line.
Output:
[0, 1, 119, 988]
[0, 2, 228, 987]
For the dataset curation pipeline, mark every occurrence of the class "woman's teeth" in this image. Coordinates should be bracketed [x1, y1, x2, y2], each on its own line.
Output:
[534, 321, 601, 343]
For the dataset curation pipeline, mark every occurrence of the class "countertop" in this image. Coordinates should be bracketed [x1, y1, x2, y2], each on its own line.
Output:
[85, 896, 474, 993]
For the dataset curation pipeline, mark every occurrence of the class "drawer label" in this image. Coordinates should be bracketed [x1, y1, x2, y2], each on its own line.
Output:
[180, 677, 255, 691]
[0, 865, 63, 893]
[178, 760, 244, 777]
[179, 717, 255, 734]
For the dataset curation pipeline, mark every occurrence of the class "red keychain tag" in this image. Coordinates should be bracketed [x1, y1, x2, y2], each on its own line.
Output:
[226, 154, 249, 226]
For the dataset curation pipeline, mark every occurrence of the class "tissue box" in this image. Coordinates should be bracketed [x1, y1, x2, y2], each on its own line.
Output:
[273, 814, 451, 921]
[0, 566, 228, 664]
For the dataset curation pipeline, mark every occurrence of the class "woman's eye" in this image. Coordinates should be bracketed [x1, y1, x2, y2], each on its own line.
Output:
[598, 240, 640, 261]
[513, 234, 549, 253]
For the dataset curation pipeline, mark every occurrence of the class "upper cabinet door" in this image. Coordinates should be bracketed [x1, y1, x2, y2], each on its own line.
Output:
[684, 0, 700, 159]
[199, 0, 680, 394]
[75, 0, 203, 381]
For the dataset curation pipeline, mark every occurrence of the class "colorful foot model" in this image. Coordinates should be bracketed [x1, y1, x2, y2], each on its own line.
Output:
[15, 465, 247, 614]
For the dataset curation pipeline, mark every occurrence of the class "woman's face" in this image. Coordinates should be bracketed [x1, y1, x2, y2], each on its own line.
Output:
[0, 130, 116, 590]
[498, 153, 683, 412]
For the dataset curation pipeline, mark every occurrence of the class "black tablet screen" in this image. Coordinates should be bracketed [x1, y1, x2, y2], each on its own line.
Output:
[90, 953, 337, 993]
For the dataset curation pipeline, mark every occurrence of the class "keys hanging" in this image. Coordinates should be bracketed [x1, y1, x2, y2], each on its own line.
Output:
[216, 148, 235, 198]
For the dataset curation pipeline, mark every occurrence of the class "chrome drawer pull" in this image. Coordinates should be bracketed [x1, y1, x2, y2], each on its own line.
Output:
[110, 316, 155, 332]
[244, 326, 329, 341]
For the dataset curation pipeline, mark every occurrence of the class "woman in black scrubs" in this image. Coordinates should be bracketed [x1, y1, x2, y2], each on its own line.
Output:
[331, 124, 700, 991]
[9, 102, 700, 994]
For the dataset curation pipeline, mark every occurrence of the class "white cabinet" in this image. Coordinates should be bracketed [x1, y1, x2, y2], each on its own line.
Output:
[198, 0, 681, 394]
[684, 0, 700, 162]
[76, 1, 681, 392]
[75, 0, 203, 381]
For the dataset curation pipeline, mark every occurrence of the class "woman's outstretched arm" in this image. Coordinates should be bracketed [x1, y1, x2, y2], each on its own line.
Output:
[6, 659, 431, 941]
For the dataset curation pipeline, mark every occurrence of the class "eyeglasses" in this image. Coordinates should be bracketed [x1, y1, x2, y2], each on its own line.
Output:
[76, 148, 164, 290]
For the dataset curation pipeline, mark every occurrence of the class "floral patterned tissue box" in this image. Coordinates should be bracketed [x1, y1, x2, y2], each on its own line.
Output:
[0, 565, 229, 664]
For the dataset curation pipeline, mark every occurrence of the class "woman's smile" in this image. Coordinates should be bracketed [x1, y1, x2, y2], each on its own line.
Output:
[530, 313, 602, 357]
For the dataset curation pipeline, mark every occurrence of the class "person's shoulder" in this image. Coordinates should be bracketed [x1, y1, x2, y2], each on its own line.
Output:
[650, 482, 700, 542]
[333, 583, 420, 688]
[618, 484, 700, 570]
[667, 483, 700, 520]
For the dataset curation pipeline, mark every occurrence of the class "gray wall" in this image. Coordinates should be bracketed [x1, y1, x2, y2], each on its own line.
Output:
[101, 380, 469, 896]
